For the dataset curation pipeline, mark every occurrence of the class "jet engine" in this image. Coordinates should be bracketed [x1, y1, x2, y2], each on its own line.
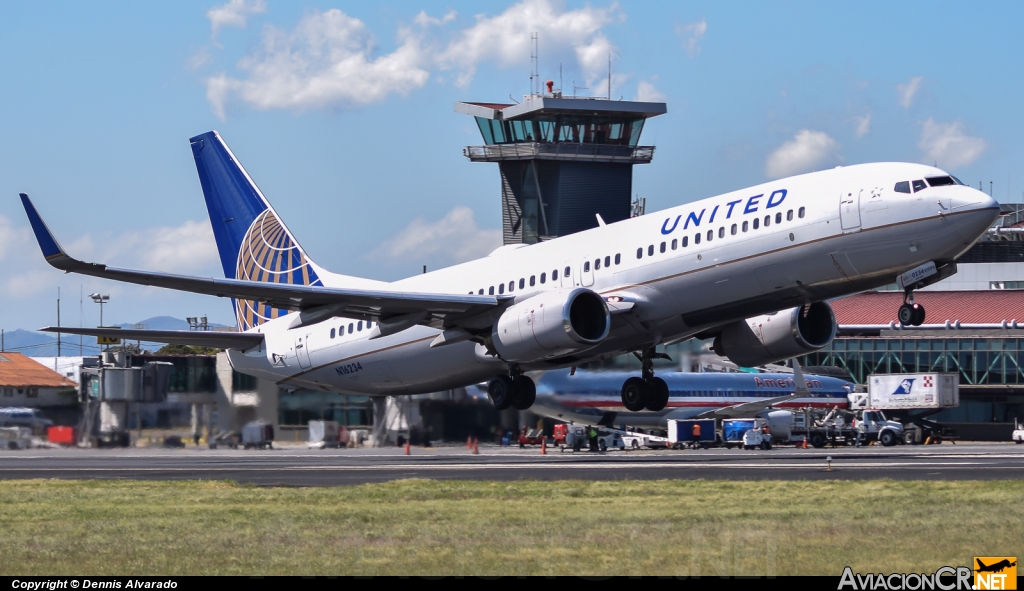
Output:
[491, 287, 610, 362]
[712, 302, 836, 368]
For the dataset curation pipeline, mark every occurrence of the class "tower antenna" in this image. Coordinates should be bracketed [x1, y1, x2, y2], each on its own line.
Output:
[530, 32, 539, 97]
[607, 49, 612, 100]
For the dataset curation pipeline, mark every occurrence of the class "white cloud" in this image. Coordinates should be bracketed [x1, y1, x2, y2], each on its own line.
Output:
[109, 219, 220, 274]
[897, 75, 923, 108]
[854, 113, 871, 138]
[437, 0, 622, 88]
[207, 0, 266, 38]
[368, 206, 501, 267]
[414, 9, 457, 28]
[635, 79, 665, 103]
[675, 19, 707, 57]
[765, 130, 841, 179]
[918, 118, 986, 169]
[206, 9, 430, 119]
[0, 214, 31, 263]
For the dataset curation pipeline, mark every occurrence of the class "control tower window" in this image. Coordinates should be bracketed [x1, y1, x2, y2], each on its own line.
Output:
[894, 181, 911, 194]
[912, 179, 927, 192]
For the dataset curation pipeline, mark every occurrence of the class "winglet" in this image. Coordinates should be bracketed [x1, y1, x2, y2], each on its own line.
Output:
[19, 194, 67, 261]
[792, 358, 810, 396]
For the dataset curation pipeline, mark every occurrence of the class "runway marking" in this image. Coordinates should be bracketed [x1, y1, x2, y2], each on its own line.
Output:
[1, 462, 1020, 471]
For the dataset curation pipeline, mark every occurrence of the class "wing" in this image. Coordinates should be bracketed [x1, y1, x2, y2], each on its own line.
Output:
[21, 194, 504, 332]
[38, 327, 264, 351]
[695, 393, 801, 419]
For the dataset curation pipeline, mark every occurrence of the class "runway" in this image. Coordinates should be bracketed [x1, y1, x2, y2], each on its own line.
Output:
[0, 443, 1021, 486]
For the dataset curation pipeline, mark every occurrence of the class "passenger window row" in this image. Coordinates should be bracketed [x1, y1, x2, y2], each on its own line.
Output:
[894, 175, 963, 194]
[330, 320, 374, 339]
[474, 254, 623, 296]
[637, 207, 806, 260]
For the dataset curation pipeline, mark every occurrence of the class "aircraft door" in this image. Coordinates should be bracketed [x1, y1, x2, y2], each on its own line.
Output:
[580, 258, 594, 287]
[295, 334, 312, 369]
[840, 189, 862, 232]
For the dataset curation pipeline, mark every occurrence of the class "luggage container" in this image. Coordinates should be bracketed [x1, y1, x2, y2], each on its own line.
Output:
[241, 421, 274, 450]
[668, 419, 716, 449]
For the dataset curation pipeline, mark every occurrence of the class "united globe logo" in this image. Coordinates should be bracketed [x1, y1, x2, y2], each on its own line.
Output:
[234, 209, 321, 330]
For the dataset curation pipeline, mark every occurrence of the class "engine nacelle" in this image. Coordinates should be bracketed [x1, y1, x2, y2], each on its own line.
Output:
[491, 287, 610, 362]
[712, 302, 836, 368]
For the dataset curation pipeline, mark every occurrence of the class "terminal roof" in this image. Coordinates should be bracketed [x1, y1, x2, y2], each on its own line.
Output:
[456, 97, 667, 121]
[833, 291, 1024, 325]
[0, 352, 77, 388]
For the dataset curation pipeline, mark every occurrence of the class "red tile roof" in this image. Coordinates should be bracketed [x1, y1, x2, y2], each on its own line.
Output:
[832, 291, 1024, 325]
[0, 353, 77, 388]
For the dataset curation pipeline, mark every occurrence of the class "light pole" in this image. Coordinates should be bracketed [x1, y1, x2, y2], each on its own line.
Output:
[89, 293, 109, 327]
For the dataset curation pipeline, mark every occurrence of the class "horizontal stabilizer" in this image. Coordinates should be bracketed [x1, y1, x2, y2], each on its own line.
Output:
[39, 327, 265, 351]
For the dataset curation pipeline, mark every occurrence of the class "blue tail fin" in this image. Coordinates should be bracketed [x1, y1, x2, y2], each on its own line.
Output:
[190, 131, 322, 331]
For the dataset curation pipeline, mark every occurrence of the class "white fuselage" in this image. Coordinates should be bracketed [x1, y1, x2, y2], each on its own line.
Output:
[228, 162, 998, 395]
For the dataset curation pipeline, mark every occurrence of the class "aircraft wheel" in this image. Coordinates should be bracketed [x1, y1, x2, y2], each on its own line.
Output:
[510, 375, 537, 410]
[645, 377, 670, 412]
[911, 304, 926, 326]
[898, 304, 915, 326]
[621, 377, 648, 412]
[488, 375, 515, 410]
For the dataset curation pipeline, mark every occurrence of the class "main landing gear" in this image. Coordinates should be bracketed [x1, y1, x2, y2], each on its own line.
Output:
[488, 367, 536, 411]
[898, 290, 926, 327]
[620, 347, 671, 412]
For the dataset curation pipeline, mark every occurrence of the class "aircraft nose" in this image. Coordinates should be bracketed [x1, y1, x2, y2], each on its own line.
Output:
[952, 188, 1000, 242]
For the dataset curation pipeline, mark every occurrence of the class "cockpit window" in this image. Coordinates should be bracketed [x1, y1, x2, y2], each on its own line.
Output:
[950, 175, 966, 186]
[912, 179, 927, 192]
[894, 181, 911, 194]
[926, 176, 956, 187]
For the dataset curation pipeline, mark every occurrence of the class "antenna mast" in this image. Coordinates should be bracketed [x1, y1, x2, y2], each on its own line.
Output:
[530, 32, 539, 96]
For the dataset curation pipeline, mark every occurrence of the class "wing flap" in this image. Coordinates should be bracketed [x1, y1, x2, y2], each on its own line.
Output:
[39, 327, 264, 351]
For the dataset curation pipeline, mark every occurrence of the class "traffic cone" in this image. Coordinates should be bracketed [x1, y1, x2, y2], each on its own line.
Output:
[467, 436, 472, 450]
[472, 438, 479, 455]
[802, 438, 808, 450]
[404, 441, 410, 455]
[541, 439, 547, 455]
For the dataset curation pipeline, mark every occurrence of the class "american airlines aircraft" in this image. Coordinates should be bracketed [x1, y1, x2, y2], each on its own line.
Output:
[21, 131, 998, 414]
[527, 367, 854, 429]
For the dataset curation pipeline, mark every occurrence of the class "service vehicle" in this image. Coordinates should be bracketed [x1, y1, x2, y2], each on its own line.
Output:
[854, 373, 959, 444]
[1012, 420, 1023, 444]
[668, 419, 716, 449]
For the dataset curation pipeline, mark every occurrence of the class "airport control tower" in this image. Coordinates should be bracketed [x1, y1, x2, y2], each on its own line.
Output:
[457, 85, 666, 244]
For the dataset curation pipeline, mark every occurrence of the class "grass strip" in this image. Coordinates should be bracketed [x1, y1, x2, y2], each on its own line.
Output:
[1, 478, 1021, 576]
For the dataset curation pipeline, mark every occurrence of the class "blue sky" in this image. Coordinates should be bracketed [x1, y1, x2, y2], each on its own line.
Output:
[0, 0, 1021, 332]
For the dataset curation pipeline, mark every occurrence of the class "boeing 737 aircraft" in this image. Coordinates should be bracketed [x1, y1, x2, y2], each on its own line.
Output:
[20, 131, 999, 414]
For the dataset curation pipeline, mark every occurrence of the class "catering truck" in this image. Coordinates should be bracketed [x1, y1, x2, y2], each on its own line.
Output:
[852, 373, 959, 444]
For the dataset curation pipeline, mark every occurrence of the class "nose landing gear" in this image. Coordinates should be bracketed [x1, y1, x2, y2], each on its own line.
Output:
[620, 347, 671, 412]
[488, 368, 536, 411]
[898, 290, 926, 326]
